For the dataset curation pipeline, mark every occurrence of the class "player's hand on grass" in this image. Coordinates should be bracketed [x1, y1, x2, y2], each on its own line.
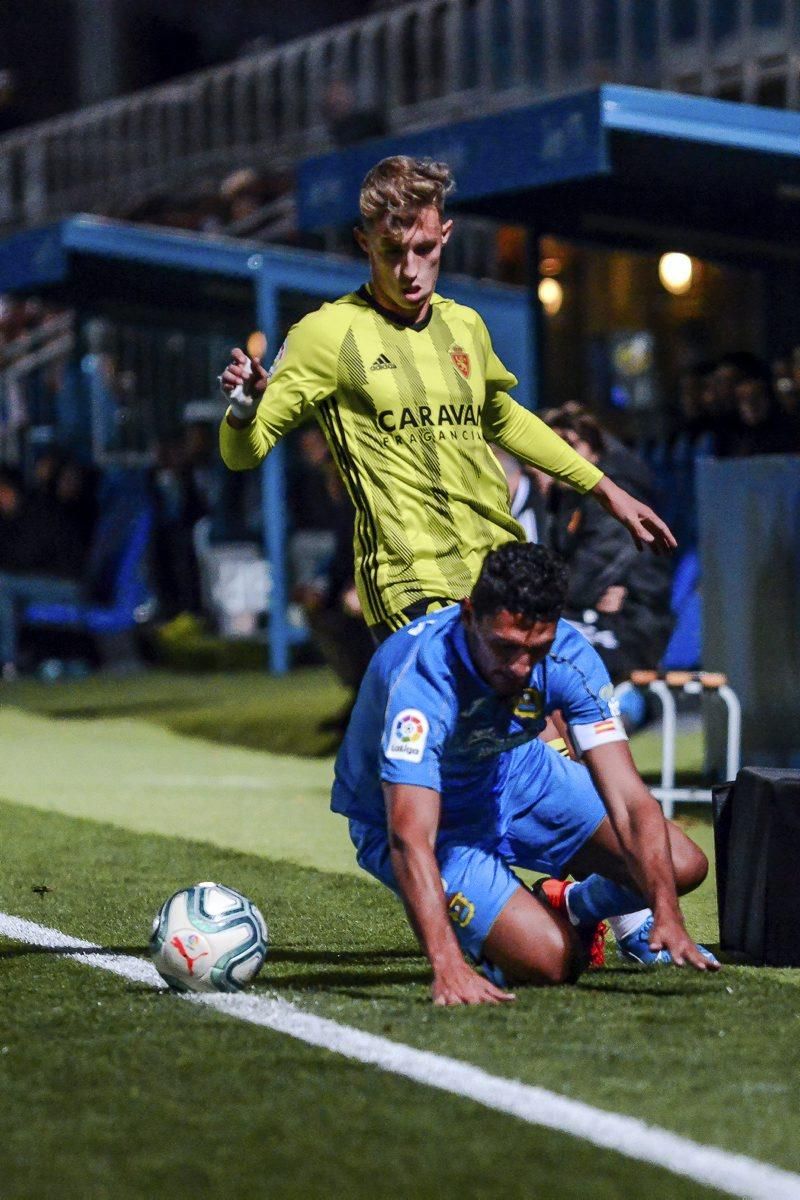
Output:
[649, 913, 721, 971]
[431, 959, 516, 1006]
[220, 347, 268, 424]
[591, 477, 677, 555]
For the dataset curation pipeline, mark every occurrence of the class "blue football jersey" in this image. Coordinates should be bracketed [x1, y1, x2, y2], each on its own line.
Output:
[331, 605, 624, 832]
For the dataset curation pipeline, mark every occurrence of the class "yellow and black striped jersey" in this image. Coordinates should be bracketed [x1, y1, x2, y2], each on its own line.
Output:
[220, 286, 603, 628]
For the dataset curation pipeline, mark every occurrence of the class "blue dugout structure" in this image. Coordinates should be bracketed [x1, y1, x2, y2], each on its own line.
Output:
[0, 217, 534, 674]
[300, 84, 800, 261]
[300, 84, 800, 366]
[298, 85, 800, 761]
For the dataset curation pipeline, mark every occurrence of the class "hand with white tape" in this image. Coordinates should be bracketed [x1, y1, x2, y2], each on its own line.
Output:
[219, 346, 269, 424]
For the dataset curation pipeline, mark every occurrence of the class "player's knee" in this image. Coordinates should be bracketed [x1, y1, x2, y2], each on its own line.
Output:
[673, 839, 709, 894]
[507, 924, 584, 987]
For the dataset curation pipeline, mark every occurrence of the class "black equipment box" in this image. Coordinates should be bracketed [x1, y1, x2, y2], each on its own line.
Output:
[713, 767, 800, 966]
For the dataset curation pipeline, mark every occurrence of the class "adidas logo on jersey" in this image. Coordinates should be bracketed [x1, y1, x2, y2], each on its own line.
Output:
[370, 353, 396, 371]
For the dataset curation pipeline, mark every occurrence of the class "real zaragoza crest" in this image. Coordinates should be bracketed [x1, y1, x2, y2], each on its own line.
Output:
[449, 344, 471, 379]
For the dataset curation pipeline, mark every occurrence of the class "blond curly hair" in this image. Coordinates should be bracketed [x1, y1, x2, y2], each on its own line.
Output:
[359, 156, 454, 237]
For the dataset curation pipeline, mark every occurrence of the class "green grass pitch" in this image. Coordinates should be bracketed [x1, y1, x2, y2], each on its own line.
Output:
[1, 669, 798, 1199]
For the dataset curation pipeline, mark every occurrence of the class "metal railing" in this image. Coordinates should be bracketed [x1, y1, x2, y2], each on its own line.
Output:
[0, 0, 798, 235]
[0, 313, 74, 464]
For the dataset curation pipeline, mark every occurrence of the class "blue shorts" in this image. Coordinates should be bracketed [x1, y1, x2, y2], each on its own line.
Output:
[349, 745, 606, 961]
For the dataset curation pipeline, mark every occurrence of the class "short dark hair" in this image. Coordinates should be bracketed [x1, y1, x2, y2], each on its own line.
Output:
[470, 542, 568, 621]
[542, 403, 606, 458]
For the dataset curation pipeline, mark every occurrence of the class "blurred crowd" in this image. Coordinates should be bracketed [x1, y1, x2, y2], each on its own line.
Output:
[0, 451, 98, 584]
[1, 274, 799, 716]
[0, 450, 99, 679]
[120, 79, 386, 242]
[0, 423, 217, 678]
[675, 349, 800, 458]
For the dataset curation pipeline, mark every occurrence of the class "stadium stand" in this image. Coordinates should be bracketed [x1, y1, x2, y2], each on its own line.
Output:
[1, 0, 799, 249]
[0, 1, 797, 707]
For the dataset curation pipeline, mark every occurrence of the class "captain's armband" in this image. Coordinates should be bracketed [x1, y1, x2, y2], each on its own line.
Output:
[568, 716, 627, 755]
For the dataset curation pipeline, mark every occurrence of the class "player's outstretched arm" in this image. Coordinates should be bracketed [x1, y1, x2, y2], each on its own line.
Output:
[384, 783, 515, 1006]
[482, 395, 675, 554]
[220, 347, 268, 427]
[590, 475, 677, 555]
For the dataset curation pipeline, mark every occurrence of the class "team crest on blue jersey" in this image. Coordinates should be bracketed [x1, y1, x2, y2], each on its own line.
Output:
[448, 892, 475, 927]
[386, 708, 429, 762]
[513, 687, 544, 720]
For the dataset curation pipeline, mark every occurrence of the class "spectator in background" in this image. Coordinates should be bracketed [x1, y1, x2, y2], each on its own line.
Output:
[706, 353, 748, 457]
[219, 168, 264, 227]
[288, 432, 373, 733]
[0, 69, 23, 135]
[674, 351, 800, 459]
[672, 362, 718, 453]
[728, 353, 799, 457]
[492, 446, 546, 544]
[774, 348, 800, 448]
[0, 465, 87, 678]
[286, 425, 342, 595]
[53, 458, 99, 558]
[541, 406, 674, 703]
[0, 294, 30, 351]
[31, 447, 66, 503]
[151, 425, 214, 617]
[299, 471, 374, 735]
[324, 79, 386, 148]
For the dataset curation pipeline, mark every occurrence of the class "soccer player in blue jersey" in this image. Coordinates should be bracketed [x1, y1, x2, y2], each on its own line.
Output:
[332, 542, 719, 1006]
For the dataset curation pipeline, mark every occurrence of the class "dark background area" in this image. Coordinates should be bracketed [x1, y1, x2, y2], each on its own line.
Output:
[0, 0, 373, 134]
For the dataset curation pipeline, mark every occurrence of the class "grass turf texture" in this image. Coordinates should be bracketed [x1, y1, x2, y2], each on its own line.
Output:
[1, 800, 798, 1196]
[0, 802, 734, 1200]
[0, 674, 792, 1198]
[0, 665, 702, 779]
[0, 666, 352, 758]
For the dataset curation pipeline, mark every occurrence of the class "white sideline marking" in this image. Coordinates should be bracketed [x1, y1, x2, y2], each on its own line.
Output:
[2, 912, 800, 1200]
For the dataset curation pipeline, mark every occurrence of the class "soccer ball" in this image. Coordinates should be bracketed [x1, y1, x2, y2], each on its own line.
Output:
[149, 882, 268, 993]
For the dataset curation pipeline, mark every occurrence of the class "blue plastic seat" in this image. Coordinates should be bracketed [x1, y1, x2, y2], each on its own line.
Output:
[24, 500, 154, 636]
[660, 548, 701, 670]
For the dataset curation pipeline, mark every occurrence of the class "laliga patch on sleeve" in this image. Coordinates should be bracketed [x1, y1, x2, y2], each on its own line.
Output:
[386, 709, 430, 762]
[570, 715, 627, 753]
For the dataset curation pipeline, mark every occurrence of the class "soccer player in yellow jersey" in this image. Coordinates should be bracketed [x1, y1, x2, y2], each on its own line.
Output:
[220, 156, 675, 638]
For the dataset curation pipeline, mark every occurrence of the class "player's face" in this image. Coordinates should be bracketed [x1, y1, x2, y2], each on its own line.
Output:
[462, 605, 557, 698]
[356, 206, 453, 321]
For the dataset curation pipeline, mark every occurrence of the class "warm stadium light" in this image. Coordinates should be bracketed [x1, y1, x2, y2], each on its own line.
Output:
[246, 330, 268, 360]
[658, 252, 693, 295]
[539, 255, 562, 276]
[538, 277, 563, 315]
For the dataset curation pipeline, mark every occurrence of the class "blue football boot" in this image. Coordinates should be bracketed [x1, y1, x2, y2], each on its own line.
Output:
[616, 913, 719, 966]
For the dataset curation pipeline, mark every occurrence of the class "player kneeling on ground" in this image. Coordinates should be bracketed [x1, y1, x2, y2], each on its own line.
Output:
[331, 542, 720, 1006]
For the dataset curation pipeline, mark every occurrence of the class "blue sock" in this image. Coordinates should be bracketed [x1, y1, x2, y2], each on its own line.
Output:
[567, 875, 645, 926]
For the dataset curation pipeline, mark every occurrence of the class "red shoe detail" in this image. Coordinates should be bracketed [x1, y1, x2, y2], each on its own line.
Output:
[534, 877, 571, 913]
[587, 921, 607, 970]
[534, 879, 606, 969]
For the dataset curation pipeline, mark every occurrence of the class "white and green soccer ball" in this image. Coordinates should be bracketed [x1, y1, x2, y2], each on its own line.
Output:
[149, 882, 268, 993]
